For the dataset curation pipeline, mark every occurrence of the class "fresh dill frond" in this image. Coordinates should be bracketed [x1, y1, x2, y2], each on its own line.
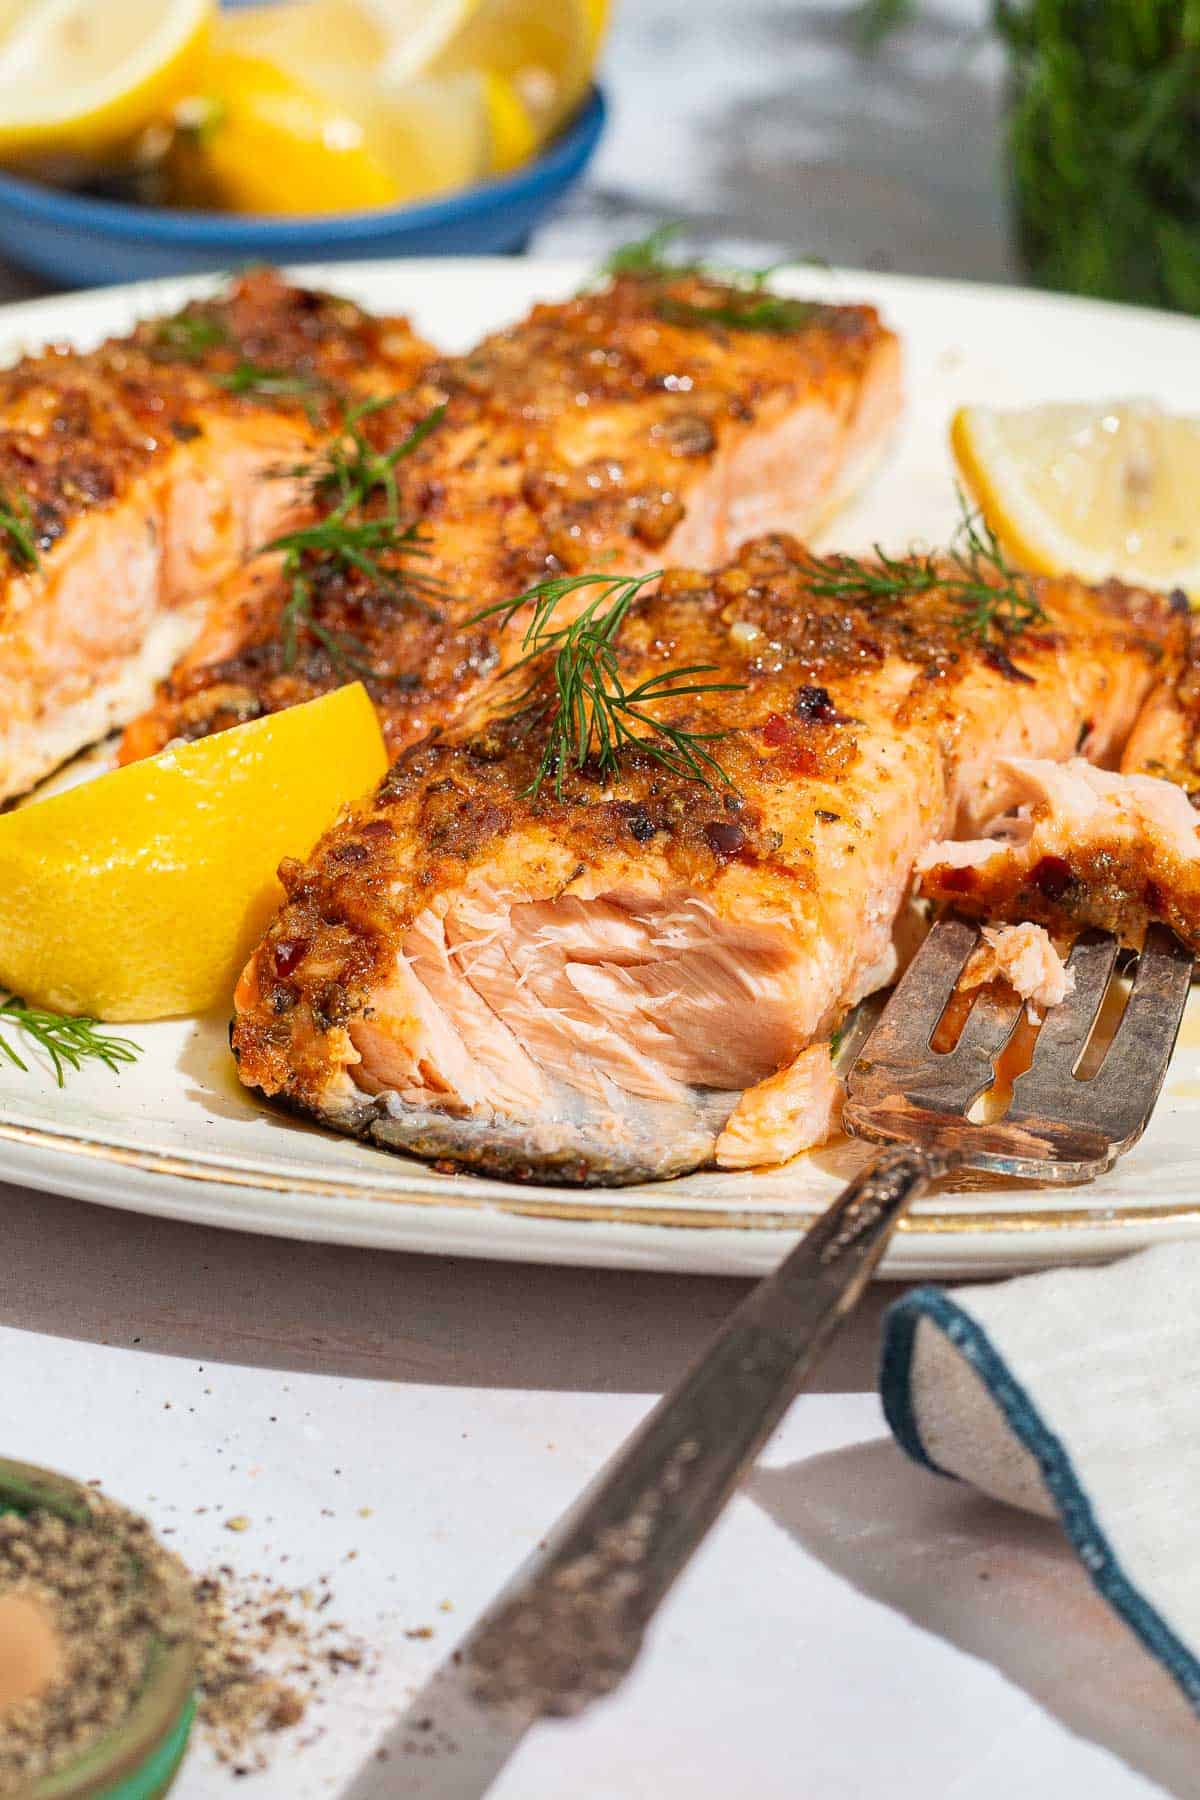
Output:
[215, 360, 327, 402]
[260, 400, 448, 677]
[152, 311, 231, 358]
[602, 222, 690, 278]
[791, 494, 1046, 646]
[856, 2, 1200, 311]
[1000, 0, 1200, 312]
[0, 996, 140, 1087]
[469, 571, 744, 799]
[599, 223, 797, 293]
[655, 293, 822, 334]
[292, 400, 446, 523]
[0, 485, 39, 572]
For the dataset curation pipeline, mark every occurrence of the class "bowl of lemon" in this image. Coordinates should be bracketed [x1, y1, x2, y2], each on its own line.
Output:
[0, 0, 608, 284]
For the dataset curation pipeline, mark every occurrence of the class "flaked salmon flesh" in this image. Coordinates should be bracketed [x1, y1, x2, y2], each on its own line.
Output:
[920, 756, 1200, 953]
[231, 538, 1186, 1185]
[0, 268, 433, 799]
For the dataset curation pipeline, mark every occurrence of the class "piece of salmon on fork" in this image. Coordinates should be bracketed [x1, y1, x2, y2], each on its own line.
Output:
[230, 536, 1181, 1187]
[0, 267, 433, 801]
[118, 266, 902, 763]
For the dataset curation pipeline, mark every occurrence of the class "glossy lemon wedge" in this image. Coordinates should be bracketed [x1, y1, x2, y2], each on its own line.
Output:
[382, 0, 595, 138]
[0, 0, 212, 175]
[0, 685, 388, 1022]
[952, 400, 1200, 598]
[168, 47, 495, 213]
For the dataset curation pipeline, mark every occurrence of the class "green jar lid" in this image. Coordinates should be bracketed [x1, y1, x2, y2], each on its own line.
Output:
[0, 1458, 196, 1800]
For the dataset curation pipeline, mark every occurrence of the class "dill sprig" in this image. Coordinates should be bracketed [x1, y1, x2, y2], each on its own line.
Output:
[601, 225, 821, 332]
[655, 293, 822, 334]
[260, 401, 448, 679]
[215, 360, 327, 402]
[0, 485, 39, 572]
[0, 996, 140, 1087]
[602, 223, 785, 288]
[294, 397, 445, 521]
[152, 311, 231, 358]
[469, 572, 744, 799]
[792, 496, 1047, 645]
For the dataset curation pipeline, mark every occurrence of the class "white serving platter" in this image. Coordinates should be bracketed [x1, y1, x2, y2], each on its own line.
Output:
[3, 257, 1200, 1277]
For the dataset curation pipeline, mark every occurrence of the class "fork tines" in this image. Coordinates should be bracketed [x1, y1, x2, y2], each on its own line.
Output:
[844, 914, 1194, 1184]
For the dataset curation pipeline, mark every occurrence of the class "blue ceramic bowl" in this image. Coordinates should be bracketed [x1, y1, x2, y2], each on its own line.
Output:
[0, 85, 606, 288]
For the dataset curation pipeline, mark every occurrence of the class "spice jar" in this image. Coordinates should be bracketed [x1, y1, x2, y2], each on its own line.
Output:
[0, 1458, 195, 1799]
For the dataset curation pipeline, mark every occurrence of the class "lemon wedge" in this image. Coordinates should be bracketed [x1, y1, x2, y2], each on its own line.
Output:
[0, 0, 211, 175]
[380, 0, 595, 139]
[583, 0, 611, 53]
[0, 684, 387, 1022]
[168, 46, 494, 213]
[481, 69, 539, 173]
[952, 400, 1200, 597]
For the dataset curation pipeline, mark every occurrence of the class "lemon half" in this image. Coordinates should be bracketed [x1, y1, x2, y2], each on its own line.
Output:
[0, 684, 388, 1022]
[0, 0, 211, 174]
[952, 400, 1200, 598]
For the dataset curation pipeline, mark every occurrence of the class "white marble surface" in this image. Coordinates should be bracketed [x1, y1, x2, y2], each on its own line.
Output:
[0, 6, 1197, 1797]
[3, 1181, 1196, 1800]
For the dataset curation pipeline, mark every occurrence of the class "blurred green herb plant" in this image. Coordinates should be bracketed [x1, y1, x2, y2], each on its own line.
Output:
[859, 0, 1200, 313]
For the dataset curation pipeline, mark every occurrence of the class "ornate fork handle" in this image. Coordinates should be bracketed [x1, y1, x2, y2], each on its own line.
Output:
[466, 1144, 949, 1720]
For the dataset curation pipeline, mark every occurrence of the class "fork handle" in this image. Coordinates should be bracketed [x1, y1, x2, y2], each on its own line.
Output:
[465, 1143, 947, 1720]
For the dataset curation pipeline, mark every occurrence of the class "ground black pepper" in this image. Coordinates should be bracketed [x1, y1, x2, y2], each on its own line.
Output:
[0, 1495, 190, 1793]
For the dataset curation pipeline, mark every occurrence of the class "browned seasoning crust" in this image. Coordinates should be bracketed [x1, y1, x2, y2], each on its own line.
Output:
[0, 267, 436, 800]
[0, 266, 425, 590]
[230, 536, 1182, 1124]
[925, 833, 1200, 951]
[120, 271, 900, 761]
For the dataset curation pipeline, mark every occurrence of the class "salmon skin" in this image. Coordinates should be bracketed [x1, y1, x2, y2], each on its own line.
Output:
[0, 268, 432, 800]
[118, 269, 901, 765]
[230, 536, 1181, 1186]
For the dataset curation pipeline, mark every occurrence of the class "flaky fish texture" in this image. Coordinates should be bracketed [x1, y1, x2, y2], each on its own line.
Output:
[0, 268, 432, 799]
[118, 270, 901, 764]
[230, 537, 1182, 1185]
[919, 756, 1200, 952]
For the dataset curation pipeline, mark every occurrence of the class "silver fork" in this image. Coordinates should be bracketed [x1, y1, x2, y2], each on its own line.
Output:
[461, 915, 1193, 1722]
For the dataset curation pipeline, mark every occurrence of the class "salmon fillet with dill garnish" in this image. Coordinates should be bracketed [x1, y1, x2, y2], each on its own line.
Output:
[117, 266, 902, 762]
[229, 533, 1181, 1186]
[0, 267, 432, 800]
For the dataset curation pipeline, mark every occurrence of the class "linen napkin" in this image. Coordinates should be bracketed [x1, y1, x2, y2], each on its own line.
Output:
[880, 1242, 1200, 1715]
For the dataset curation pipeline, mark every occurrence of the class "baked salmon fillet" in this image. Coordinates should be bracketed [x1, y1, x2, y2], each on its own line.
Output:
[0, 268, 432, 799]
[230, 536, 1181, 1185]
[118, 269, 901, 763]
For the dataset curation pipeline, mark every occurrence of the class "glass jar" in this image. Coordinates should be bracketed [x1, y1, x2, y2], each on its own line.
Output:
[0, 1458, 196, 1800]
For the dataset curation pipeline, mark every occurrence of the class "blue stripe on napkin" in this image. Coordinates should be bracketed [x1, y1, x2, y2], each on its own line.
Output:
[880, 1286, 1200, 1715]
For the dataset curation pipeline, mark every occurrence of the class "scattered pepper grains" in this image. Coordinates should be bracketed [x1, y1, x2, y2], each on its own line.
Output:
[191, 1566, 374, 1774]
[0, 1481, 382, 1788]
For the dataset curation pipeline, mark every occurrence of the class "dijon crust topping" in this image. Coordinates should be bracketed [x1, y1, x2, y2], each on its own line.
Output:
[124, 272, 897, 759]
[0, 267, 427, 586]
[231, 535, 1183, 1113]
